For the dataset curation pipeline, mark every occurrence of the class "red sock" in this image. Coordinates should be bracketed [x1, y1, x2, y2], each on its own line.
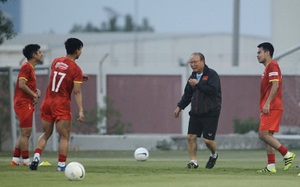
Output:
[277, 145, 288, 156]
[13, 147, 21, 157]
[34, 148, 43, 155]
[21, 150, 29, 159]
[58, 154, 67, 162]
[267, 154, 275, 164]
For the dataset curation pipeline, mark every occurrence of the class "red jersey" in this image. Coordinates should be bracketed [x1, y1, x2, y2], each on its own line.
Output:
[260, 60, 283, 111]
[14, 62, 36, 105]
[44, 57, 83, 103]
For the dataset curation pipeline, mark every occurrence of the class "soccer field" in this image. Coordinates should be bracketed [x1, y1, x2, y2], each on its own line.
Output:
[0, 150, 299, 187]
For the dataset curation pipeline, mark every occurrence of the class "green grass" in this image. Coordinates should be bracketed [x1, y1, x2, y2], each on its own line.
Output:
[0, 150, 299, 187]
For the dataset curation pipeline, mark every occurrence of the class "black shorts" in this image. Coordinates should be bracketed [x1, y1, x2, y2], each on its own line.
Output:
[188, 110, 220, 140]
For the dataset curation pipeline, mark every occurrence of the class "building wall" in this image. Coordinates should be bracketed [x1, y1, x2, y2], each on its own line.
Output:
[272, 0, 300, 52]
[105, 74, 300, 135]
[106, 75, 182, 134]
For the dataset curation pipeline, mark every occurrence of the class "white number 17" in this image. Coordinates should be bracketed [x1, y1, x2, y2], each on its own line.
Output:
[52, 71, 66, 92]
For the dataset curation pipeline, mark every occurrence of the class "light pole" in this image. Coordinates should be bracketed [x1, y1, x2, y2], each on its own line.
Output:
[99, 53, 109, 94]
[134, 0, 139, 66]
[232, 0, 240, 66]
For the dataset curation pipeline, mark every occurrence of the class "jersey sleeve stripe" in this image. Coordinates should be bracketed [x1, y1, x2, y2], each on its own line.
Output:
[19, 77, 28, 81]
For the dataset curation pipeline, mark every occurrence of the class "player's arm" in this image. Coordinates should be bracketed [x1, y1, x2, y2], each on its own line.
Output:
[263, 80, 279, 114]
[19, 78, 39, 99]
[73, 82, 84, 122]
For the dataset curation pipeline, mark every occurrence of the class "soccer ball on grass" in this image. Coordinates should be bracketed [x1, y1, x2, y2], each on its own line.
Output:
[65, 162, 85, 181]
[134, 147, 149, 161]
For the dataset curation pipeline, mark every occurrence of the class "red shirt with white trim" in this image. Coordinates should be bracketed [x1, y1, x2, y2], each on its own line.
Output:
[43, 57, 83, 103]
[14, 62, 36, 105]
[260, 60, 283, 111]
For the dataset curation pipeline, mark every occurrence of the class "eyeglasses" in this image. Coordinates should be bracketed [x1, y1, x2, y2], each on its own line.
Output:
[189, 60, 200, 65]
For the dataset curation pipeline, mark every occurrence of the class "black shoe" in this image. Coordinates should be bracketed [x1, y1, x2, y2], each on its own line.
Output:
[206, 154, 218, 169]
[29, 158, 39, 170]
[187, 162, 199, 169]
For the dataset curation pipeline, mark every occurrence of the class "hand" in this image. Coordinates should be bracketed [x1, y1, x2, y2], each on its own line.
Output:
[83, 74, 89, 81]
[174, 107, 181, 118]
[77, 111, 84, 122]
[262, 103, 270, 114]
[188, 79, 198, 87]
[32, 89, 41, 105]
[36, 89, 41, 97]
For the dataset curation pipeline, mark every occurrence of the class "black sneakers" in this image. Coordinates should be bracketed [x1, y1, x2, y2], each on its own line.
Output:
[187, 162, 199, 169]
[29, 157, 39, 170]
[205, 153, 218, 169]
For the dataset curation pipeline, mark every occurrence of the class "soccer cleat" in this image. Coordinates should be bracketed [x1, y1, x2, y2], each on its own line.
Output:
[10, 161, 19, 166]
[283, 152, 296, 170]
[57, 165, 66, 171]
[186, 162, 199, 169]
[29, 157, 39, 170]
[206, 153, 218, 169]
[258, 166, 277, 173]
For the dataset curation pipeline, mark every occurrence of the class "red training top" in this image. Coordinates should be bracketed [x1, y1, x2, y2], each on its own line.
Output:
[43, 57, 83, 103]
[260, 60, 283, 111]
[14, 62, 36, 105]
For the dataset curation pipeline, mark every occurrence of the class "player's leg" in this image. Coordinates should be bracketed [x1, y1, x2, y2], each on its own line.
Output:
[203, 138, 217, 155]
[202, 110, 220, 169]
[56, 119, 72, 171]
[30, 101, 54, 171]
[186, 116, 200, 169]
[35, 120, 54, 158]
[187, 134, 198, 168]
[203, 138, 218, 169]
[19, 127, 32, 166]
[258, 141, 277, 173]
[12, 106, 33, 166]
[11, 137, 21, 166]
[19, 110, 34, 166]
[259, 110, 296, 170]
[30, 120, 54, 170]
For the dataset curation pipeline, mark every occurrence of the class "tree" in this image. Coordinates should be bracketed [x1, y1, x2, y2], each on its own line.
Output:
[139, 18, 154, 32]
[0, 0, 16, 44]
[69, 13, 154, 33]
[123, 14, 134, 32]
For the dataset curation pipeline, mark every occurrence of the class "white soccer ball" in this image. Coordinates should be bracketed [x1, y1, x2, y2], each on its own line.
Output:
[134, 147, 149, 161]
[65, 162, 85, 181]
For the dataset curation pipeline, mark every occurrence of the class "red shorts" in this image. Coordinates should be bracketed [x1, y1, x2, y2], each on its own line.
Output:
[40, 99, 72, 122]
[259, 109, 283, 132]
[14, 102, 34, 128]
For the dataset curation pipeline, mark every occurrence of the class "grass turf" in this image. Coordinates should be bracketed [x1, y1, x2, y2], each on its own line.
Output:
[0, 150, 299, 187]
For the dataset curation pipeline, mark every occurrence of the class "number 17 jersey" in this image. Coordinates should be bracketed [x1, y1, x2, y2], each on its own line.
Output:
[41, 57, 83, 122]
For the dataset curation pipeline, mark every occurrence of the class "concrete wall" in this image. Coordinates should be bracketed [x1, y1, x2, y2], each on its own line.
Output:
[272, 0, 300, 52]
[68, 133, 300, 151]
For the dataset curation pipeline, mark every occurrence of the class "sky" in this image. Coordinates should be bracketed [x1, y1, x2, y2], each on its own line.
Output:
[20, 0, 271, 38]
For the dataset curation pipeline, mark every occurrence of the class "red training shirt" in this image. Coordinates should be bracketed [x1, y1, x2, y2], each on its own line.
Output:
[260, 60, 283, 111]
[14, 62, 36, 105]
[43, 57, 83, 103]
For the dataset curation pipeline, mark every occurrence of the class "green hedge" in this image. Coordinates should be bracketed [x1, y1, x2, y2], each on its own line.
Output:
[232, 117, 259, 134]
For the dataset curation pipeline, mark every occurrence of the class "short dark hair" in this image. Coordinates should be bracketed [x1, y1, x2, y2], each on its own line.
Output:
[257, 42, 274, 58]
[192, 52, 205, 62]
[22, 44, 41, 60]
[64, 38, 83, 54]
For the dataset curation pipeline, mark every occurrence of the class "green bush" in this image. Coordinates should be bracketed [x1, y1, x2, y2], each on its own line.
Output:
[232, 117, 259, 134]
[156, 139, 171, 150]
